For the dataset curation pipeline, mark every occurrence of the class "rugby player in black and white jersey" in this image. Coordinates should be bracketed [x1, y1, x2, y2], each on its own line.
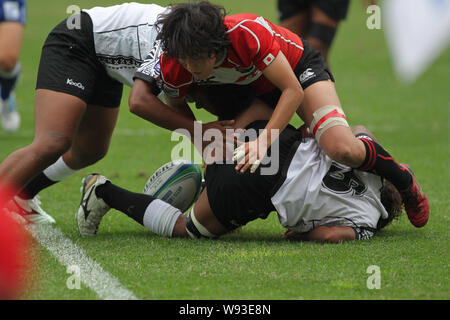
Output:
[0, 3, 233, 224]
[76, 87, 403, 243]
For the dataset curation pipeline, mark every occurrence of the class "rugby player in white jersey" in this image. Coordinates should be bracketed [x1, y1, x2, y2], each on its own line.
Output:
[76, 88, 403, 243]
[0, 3, 231, 224]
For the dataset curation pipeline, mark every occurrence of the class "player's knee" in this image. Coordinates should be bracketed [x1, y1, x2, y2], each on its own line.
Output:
[75, 148, 109, 166]
[327, 142, 355, 165]
[0, 54, 18, 73]
[352, 125, 368, 134]
[32, 136, 72, 163]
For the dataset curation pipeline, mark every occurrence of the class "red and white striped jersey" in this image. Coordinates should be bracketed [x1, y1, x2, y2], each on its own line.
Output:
[157, 13, 304, 99]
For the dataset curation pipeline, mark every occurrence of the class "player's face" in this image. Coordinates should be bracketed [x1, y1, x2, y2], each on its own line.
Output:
[178, 53, 216, 80]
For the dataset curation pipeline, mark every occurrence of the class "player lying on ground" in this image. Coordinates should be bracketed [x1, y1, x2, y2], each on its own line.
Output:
[0, 2, 231, 224]
[130, 1, 429, 227]
[77, 101, 406, 243]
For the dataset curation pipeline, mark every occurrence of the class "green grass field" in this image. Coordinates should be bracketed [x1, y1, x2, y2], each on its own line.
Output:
[0, 0, 448, 301]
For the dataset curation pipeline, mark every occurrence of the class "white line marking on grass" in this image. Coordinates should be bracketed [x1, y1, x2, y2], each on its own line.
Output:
[26, 223, 138, 300]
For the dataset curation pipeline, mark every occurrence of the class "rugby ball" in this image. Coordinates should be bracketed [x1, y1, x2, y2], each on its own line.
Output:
[143, 160, 203, 213]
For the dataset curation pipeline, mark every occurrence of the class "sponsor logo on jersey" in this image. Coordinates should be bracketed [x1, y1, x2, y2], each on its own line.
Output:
[66, 78, 85, 91]
[299, 68, 316, 83]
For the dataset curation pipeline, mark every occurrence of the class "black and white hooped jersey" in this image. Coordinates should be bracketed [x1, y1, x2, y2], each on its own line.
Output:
[271, 138, 389, 239]
[83, 2, 167, 86]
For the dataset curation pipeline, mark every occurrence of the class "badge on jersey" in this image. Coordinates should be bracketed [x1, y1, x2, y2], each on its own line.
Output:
[263, 53, 275, 66]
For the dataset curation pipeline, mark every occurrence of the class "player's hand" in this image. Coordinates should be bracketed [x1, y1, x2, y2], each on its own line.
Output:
[201, 120, 236, 163]
[233, 134, 269, 174]
[281, 229, 303, 240]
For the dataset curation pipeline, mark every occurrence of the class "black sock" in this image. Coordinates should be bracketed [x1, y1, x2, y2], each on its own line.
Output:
[357, 137, 412, 191]
[0, 73, 19, 100]
[95, 182, 155, 225]
[18, 173, 57, 199]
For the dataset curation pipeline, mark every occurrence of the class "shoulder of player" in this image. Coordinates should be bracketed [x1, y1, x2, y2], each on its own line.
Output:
[224, 14, 270, 37]
[160, 54, 193, 88]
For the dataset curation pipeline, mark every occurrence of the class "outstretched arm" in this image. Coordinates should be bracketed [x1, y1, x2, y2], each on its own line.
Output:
[129, 79, 198, 134]
[282, 226, 356, 243]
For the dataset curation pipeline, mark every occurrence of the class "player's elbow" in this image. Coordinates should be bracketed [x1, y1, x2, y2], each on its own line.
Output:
[128, 93, 142, 115]
[129, 90, 151, 116]
[327, 140, 363, 168]
[129, 79, 157, 115]
[289, 85, 304, 109]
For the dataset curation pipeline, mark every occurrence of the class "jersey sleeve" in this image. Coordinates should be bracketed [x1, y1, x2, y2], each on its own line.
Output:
[158, 54, 193, 99]
[133, 40, 164, 95]
[232, 20, 281, 71]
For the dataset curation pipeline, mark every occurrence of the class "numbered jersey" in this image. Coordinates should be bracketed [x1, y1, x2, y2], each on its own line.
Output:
[271, 138, 389, 239]
[83, 3, 167, 86]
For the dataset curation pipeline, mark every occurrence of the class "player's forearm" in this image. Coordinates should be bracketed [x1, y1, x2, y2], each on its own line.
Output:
[264, 87, 303, 141]
[305, 226, 356, 243]
[129, 89, 196, 135]
[165, 95, 197, 121]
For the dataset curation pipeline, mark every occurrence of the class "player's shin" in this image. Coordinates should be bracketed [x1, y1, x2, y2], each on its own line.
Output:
[356, 135, 412, 191]
[96, 183, 181, 237]
[18, 156, 77, 200]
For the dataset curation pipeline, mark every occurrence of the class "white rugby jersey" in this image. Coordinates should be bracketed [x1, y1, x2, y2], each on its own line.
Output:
[83, 2, 167, 86]
[271, 138, 389, 238]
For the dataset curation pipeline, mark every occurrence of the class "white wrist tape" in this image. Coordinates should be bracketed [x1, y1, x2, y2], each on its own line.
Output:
[309, 105, 349, 142]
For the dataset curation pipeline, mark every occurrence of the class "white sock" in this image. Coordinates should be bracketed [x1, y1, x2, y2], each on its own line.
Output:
[143, 199, 182, 237]
[43, 156, 77, 182]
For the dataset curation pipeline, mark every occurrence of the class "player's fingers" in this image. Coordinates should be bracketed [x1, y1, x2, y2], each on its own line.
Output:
[239, 159, 252, 174]
[250, 159, 261, 173]
[235, 148, 250, 172]
[232, 144, 245, 162]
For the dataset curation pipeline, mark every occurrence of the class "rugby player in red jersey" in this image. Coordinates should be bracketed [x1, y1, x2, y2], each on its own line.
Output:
[130, 1, 428, 228]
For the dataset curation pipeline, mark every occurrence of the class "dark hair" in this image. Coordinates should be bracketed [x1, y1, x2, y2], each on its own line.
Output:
[156, 1, 230, 59]
[377, 180, 403, 230]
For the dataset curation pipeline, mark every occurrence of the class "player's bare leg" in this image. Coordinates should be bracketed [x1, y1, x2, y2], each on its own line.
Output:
[299, 80, 429, 226]
[0, 22, 24, 132]
[0, 90, 86, 223]
[279, 11, 310, 39]
[63, 104, 119, 170]
[307, 7, 339, 62]
[0, 90, 86, 196]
